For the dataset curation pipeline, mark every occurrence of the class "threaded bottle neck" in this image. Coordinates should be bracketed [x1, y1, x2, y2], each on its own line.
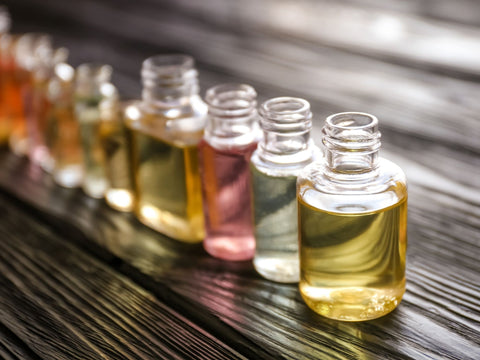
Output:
[204, 83, 258, 147]
[258, 97, 314, 164]
[75, 63, 113, 98]
[15, 33, 52, 71]
[141, 54, 199, 107]
[322, 112, 381, 173]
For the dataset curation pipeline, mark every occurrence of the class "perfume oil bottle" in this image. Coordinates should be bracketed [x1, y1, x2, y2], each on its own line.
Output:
[199, 83, 259, 261]
[251, 97, 318, 282]
[75, 63, 116, 199]
[297, 112, 407, 321]
[26, 46, 68, 170]
[100, 99, 135, 212]
[0, 34, 15, 145]
[10, 33, 52, 155]
[0, 7, 11, 144]
[50, 63, 84, 188]
[125, 55, 207, 242]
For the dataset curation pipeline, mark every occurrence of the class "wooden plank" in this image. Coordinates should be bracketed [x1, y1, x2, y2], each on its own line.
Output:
[0, 323, 41, 360]
[0, 189, 250, 360]
[0, 150, 478, 360]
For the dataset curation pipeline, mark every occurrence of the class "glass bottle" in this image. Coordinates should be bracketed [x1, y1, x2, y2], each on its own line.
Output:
[251, 97, 319, 282]
[297, 112, 407, 321]
[99, 99, 135, 212]
[125, 54, 207, 242]
[50, 63, 84, 188]
[199, 83, 259, 261]
[9, 33, 52, 155]
[0, 7, 11, 144]
[75, 63, 116, 199]
[27, 46, 68, 170]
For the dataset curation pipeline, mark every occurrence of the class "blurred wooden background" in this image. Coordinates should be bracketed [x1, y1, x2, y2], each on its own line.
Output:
[1, 0, 479, 359]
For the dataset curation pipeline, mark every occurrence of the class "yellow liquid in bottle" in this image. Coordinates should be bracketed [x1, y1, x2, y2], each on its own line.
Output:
[100, 112, 134, 212]
[126, 111, 205, 242]
[298, 196, 407, 321]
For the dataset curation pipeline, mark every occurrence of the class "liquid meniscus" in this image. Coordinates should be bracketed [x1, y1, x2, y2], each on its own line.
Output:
[298, 196, 407, 321]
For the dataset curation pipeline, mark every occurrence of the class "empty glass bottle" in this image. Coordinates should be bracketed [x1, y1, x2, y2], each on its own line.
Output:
[297, 112, 407, 321]
[125, 54, 207, 242]
[75, 63, 116, 198]
[251, 97, 318, 282]
[199, 83, 259, 261]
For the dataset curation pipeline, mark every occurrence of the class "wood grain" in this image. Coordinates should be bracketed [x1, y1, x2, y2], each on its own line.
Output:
[0, 190, 253, 360]
[1, 0, 480, 359]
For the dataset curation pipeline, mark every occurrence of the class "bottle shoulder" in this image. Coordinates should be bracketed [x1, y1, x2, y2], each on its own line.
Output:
[297, 158, 407, 214]
[124, 99, 206, 146]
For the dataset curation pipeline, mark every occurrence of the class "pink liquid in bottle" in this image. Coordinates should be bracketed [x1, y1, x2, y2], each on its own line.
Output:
[199, 139, 258, 261]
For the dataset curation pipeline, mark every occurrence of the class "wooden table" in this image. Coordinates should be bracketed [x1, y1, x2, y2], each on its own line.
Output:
[1, 0, 479, 359]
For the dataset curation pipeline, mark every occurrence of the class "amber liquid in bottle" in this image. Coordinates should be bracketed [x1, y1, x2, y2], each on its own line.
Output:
[126, 111, 205, 242]
[298, 191, 407, 321]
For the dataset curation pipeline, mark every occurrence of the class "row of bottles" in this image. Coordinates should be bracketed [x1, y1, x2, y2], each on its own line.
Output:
[1, 9, 407, 321]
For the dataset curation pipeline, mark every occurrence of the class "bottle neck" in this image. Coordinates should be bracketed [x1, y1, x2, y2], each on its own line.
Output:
[258, 97, 315, 165]
[204, 83, 258, 147]
[75, 63, 113, 98]
[322, 112, 381, 175]
[141, 54, 200, 108]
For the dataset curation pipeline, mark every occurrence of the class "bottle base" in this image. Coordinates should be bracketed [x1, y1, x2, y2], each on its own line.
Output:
[105, 189, 134, 212]
[53, 165, 84, 188]
[9, 136, 28, 156]
[253, 255, 299, 283]
[204, 235, 255, 261]
[136, 204, 204, 243]
[83, 177, 108, 199]
[300, 284, 405, 321]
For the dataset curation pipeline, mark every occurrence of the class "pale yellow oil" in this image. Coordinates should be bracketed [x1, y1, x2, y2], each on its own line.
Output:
[126, 110, 205, 242]
[100, 112, 134, 212]
[298, 196, 407, 321]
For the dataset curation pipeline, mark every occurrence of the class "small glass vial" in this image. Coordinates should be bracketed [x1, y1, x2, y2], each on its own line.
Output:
[297, 112, 407, 321]
[251, 97, 318, 282]
[125, 55, 207, 242]
[75, 63, 116, 199]
[0, 7, 11, 144]
[99, 99, 135, 212]
[27, 46, 68, 170]
[199, 83, 259, 261]
[10, 33, 52, 155]
[50, 63, 84, 188]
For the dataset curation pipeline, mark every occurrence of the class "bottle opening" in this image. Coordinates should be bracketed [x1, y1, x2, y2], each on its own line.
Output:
[142, 54, 194, 78]
[260, 97, 311, 122]
[206, 83, 257, 116]
[326, 112, 378, 131]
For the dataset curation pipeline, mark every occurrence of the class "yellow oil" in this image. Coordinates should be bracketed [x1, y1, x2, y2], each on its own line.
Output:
[100, 108, 134, 212]
[126, 110, 205, 242]
[298, 196, 407, 321]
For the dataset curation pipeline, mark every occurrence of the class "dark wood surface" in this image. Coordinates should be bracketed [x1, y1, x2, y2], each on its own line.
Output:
[1, 0, 480, 359]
